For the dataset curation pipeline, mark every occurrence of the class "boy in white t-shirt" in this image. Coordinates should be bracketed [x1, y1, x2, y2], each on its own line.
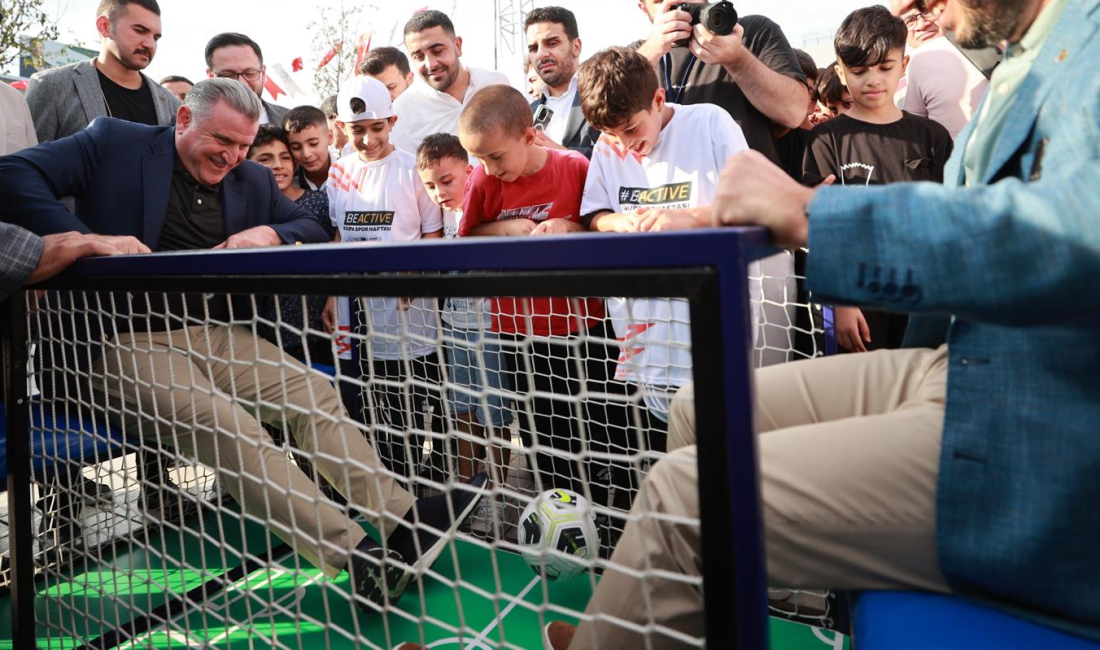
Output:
[323, 76, 447, 488]
[576, 46, 754, 516]
[416, 133, 513, 534]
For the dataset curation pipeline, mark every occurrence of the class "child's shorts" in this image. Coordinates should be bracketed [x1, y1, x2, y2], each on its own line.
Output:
[443, 323, 513, 430]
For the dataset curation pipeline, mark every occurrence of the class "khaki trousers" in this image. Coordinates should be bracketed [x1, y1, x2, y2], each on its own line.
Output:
[92, 325, 416, 575]
[572, 345, 951, 649]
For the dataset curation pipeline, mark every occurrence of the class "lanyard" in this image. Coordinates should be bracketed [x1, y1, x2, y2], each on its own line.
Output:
[662, 52, 698, 104]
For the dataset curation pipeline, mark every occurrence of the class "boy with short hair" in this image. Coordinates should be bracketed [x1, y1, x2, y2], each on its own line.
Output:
[283, 105, 334, 191]
[360, 46, 415, 101]
[803, 5, 953, 352]
[247, 124, 334, 364]
[577, 46, 751, 521]
[324, 76, 447, 487]
[416, 133, 513, 533]
[811, 63, 854, 126]
[457, 84, 609, 496]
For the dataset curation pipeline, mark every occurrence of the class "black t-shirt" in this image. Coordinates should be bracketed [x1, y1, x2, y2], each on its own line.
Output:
[97, 69, 158, 126]
[802, 112, 954, 187]
[658, 15, 806, 165]
[775, 128, 813, 183]
[159, 157, 225, 252]
[802, 112, 954, 352]
[155, 155, 229, 326]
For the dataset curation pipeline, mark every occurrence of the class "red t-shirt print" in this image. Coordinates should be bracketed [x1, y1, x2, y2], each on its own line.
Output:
[459, 147, 605, 336]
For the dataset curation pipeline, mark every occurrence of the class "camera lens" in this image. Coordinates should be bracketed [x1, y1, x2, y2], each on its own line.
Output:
[700, 1, 738, 36]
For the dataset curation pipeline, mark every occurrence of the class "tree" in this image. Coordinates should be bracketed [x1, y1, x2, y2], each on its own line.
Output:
[0, 0, 61, 71]
[309, 2, 378, 100]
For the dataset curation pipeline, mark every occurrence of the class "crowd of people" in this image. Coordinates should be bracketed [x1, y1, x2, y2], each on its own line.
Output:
[1, 0, 1098, 648]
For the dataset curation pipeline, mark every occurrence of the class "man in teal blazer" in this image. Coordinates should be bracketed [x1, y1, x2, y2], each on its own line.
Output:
[544, 0, 1100, 647]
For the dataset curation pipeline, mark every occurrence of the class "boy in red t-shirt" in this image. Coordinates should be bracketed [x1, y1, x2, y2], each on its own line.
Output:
[458, 84, 599, 336]
[457, 85, 614, 497]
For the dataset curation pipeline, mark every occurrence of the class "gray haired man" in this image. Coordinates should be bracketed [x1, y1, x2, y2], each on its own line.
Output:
[0, 78, 486, 613]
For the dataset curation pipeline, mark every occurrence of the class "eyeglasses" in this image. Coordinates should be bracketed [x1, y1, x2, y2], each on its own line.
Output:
[215, 68, 263, 82]
[904, 12, 934, 27]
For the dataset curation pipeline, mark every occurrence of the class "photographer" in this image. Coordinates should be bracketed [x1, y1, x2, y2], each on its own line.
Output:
[635, 0, 809, 164]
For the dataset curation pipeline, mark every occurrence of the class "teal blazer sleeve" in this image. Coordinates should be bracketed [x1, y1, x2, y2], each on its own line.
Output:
[806, 169, 1100, 328]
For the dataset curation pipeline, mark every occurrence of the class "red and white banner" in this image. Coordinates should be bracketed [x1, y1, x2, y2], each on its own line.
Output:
[353, 31, 374, 73]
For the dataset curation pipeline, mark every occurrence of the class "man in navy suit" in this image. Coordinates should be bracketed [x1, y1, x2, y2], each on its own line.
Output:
[540, 0, 1100, 647]
[0, 78, 485, 614]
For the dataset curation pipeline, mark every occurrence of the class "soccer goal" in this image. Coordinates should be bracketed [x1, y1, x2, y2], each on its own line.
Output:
[2, 229, 830, 649]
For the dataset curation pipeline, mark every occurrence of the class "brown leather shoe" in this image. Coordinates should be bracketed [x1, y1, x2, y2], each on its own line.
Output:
[542, 621, 577, 650]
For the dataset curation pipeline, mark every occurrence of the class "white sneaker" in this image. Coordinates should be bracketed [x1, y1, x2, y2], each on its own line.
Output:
[767, 588, 829, 618]
[466, 498, 505, 539]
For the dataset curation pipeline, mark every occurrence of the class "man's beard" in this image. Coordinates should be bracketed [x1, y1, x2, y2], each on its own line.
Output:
[119, 49, 152, 71]
[537, 58, 576, 88]
[954, 0, 1030, 48]
[424, 63, 460, 92]
[111, 27, 152, 71]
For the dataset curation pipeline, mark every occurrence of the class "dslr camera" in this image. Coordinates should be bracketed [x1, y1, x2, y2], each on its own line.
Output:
[671, 1, 738, 47]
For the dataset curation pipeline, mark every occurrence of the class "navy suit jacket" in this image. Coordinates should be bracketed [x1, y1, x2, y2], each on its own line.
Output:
[0, 118, 330, 399]
[0, 117, 328, 247]
[807, 0, 1100, 638]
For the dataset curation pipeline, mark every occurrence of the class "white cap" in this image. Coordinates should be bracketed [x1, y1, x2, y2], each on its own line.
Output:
[336, 75, 394, 122]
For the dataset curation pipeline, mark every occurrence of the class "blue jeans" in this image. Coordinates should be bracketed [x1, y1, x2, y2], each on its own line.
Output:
[442, 324, 512, 430]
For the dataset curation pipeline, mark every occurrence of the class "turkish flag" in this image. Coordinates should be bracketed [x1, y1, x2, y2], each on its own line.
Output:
[354, 31, 373, 73]
[291, 57, 304, 73]
[9, 80, 28, 91]
[317, 43, 342, 71]
[263, 76, 286, 100]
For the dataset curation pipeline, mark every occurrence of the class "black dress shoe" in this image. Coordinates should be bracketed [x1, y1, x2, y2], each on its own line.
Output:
[387, 473, 487, 575]
[347, 536, 411, 614]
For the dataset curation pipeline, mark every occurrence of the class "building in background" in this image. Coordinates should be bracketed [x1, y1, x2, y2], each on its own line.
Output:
[18, 38, 96, 78]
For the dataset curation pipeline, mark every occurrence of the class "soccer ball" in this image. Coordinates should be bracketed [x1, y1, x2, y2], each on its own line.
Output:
[518, 489, 600, 581]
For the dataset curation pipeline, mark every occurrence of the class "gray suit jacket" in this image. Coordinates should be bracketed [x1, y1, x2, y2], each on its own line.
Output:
[25, 59, 180, 143]
[263, 99, 289, 127]
[0, 223, 43, 301]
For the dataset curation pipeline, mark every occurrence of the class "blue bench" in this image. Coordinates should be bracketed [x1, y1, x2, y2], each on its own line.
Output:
[855, 591, 1100, 650]
[0, 359, 335, 484]
[0, 402, 127, 484]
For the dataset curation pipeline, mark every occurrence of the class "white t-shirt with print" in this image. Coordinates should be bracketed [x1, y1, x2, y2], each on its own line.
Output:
[580, 102, 755, 394]
[440, 209, 488, 330]
[327, 148, 444, 360]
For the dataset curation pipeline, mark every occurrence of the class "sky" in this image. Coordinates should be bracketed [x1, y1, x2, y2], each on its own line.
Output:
[28, 0, 875, 105]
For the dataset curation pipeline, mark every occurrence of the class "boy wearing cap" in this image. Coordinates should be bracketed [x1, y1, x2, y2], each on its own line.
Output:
[323, 76, 448, 487]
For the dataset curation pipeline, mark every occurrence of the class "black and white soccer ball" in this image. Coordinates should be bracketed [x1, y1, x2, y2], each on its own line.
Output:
[518, 489, 600, 581]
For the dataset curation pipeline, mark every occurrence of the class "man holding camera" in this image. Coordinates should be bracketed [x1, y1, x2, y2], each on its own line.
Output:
[636, 0, 810, 164]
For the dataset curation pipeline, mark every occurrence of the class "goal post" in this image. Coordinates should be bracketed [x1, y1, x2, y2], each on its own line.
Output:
[3, 228, 793, 649]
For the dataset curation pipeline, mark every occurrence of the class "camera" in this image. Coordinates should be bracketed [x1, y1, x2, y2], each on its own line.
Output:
[671, 1, 738, 47]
